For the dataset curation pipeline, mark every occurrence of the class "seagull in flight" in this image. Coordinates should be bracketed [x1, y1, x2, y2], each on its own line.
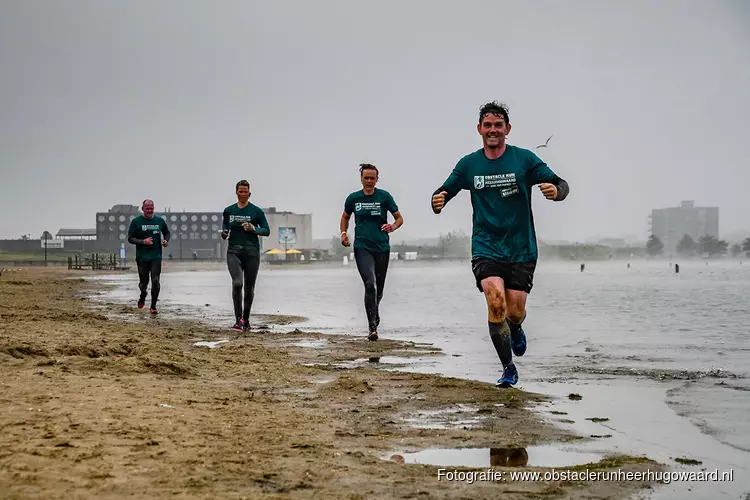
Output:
[535, 134, 554, 149]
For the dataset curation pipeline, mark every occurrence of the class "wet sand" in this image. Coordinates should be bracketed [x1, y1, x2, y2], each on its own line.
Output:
[0, 268, 662, 499]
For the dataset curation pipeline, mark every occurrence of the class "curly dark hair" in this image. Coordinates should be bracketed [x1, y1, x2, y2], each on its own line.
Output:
[235, 179, 250, 191]
[479, 101, 510, 124]
[359, 163, 379, 176]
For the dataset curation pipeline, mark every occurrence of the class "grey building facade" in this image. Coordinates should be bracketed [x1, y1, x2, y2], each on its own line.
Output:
[95, 204, 312, 258]
[649, 200, 719, 253]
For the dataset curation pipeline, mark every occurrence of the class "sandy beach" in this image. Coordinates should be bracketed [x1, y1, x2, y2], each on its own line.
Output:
[0, 267, 661, 499]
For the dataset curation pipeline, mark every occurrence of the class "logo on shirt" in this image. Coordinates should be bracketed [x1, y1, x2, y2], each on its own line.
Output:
[229, 215, 252, 223]
[355, 202, 381, 215]
[474, 173, 518, 197]
[141, 224, 161, 234]
[501, 187, 519, 198]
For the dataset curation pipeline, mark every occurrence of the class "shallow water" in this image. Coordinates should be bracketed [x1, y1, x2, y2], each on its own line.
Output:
[90, 259, 750, 499]
[386, 444, 605, 468]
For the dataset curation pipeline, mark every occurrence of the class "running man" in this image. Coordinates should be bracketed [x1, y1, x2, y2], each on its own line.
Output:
[431, 102, 570, 387]
[127, 199, 170, 314]
[341, 164, 404, 341]
[221, 180, 270, 331]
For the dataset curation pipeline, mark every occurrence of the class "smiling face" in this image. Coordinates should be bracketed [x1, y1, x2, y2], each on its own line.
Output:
[477, 113, 512, 150]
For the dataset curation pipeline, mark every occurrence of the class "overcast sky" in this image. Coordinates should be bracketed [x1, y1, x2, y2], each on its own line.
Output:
[1, 0, 749, 242]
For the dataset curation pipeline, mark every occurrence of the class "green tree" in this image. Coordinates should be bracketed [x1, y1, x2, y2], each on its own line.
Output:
[731, 243, 742, 258]
[715, 239, 729, 256]
[699, 235, 728, 257]
[676, 234, 697, 257]
[646, 234, 664, 256]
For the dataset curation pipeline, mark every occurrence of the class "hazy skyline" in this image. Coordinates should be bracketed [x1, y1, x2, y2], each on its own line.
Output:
[2, 1, 749, 242]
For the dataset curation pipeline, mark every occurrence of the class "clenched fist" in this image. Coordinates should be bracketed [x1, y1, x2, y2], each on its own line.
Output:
[539, 183, 558, 200]
[432, 191, 447, 212]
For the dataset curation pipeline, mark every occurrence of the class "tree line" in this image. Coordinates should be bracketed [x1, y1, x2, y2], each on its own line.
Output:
[646, 234, 750, 258]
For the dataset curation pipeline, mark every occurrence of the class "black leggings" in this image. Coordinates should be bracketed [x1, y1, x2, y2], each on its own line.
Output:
[354, 247, 390, 332]
[227, 251, 260, 322]
[137, 259, 162, 308]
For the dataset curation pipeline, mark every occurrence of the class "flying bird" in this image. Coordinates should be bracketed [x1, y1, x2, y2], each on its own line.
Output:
[535, 134, 554, 149]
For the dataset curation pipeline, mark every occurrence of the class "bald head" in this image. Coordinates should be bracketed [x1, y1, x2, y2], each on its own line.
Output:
[142, 199, 155, 219]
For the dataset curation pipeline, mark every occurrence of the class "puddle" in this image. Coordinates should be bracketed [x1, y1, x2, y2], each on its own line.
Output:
[193, 340, 230, 348]
[357, 356, 437, 366]
[385, 445, 605, 468]
[402, 404, 485, 429]
[302, 355, 437, 370]
[305, 376, 337, 385]
[403, 416, 484, 430]
[289, 339, 328, 349]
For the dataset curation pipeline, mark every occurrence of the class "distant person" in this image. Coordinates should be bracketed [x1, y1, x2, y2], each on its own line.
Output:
[221, 180, 270, 331]
[431, 102, 569, 387]
[340, 164, 404, 341]
[127, 199, 170, 314]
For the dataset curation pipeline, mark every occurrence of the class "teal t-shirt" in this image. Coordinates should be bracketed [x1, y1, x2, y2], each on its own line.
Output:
[344, 188, 399, 253]
[434, 145, 567, 262]
[127, 215, 170, 262]
[222, 203, 270, 256]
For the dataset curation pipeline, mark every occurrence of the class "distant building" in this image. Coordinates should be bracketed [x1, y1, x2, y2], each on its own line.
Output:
[263, 207, 313, 252]
[649, 200, 719, 253]
[55, 228, 97, 252]
[56, 228, 97, 241]
[95, 204, 312, 258]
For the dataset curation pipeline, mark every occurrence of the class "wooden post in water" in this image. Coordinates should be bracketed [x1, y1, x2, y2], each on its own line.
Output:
[675, 263, 680, 273]
[580, 263, 585, 272]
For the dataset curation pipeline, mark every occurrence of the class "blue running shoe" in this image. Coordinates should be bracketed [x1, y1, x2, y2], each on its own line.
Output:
[509, 321, 527, 357]
[496, 363, 519, 388]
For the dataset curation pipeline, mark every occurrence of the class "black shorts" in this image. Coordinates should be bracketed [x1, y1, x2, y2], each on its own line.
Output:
[471, 258, 537, 294]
